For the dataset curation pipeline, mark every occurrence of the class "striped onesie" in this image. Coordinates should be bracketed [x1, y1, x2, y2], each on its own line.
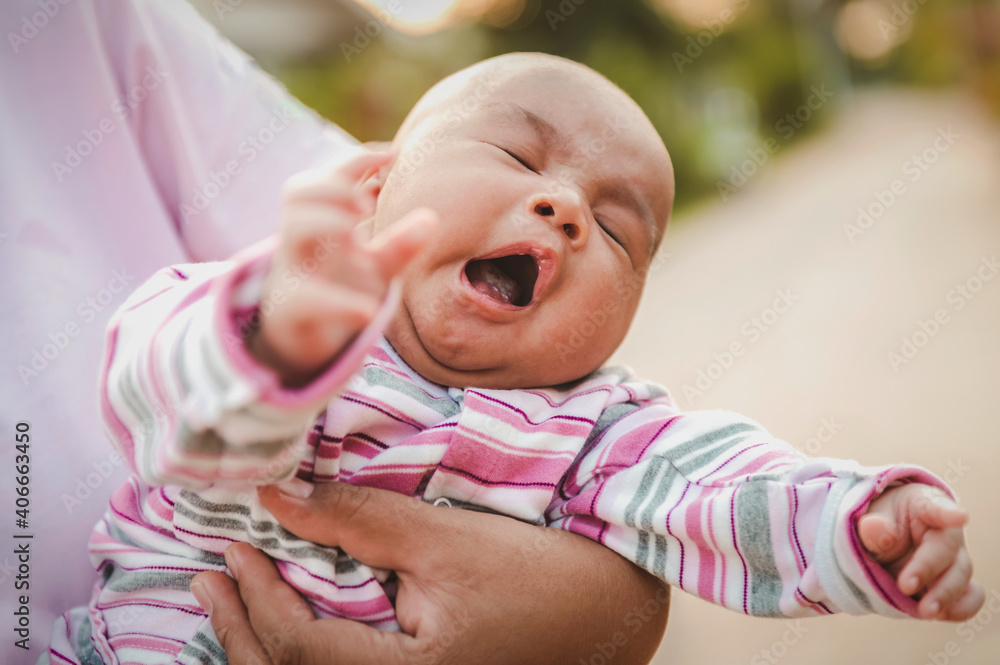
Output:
[45, 242, 949, 665]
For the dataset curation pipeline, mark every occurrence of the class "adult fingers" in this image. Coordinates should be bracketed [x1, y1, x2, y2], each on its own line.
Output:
[898, 528, 963, 596]
[224, 543, 318, 659]
[211, 544, 418, 665]
[190, 570, 274, 665]
[256, 482, 447, 573]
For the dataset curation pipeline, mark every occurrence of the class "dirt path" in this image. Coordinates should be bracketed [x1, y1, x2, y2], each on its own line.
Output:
[612, 88, 1000, 665]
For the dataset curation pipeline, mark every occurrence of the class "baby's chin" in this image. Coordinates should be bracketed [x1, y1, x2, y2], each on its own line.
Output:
[383, 321, 607, 390]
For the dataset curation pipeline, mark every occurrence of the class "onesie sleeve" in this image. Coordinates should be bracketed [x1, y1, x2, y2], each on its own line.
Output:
[546, 406, 953, 619]
[100, 239, 399, 489]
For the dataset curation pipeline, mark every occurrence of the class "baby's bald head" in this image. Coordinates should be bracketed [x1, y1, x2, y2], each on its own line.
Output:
[392, 53, 675, 248]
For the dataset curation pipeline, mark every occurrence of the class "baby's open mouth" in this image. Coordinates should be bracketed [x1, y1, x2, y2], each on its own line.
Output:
[465, 255, 539, 307]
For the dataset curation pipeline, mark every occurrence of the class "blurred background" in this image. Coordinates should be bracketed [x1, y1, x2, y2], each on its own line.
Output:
[189, 1, 1000, 663]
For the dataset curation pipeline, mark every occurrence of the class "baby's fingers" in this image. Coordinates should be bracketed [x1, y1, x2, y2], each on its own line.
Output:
[912, 487, 968, 531]
[898, 528, 964, 597]
[941, 579, 986, 622]
[917, 548, 973, 619]
[367, 208, 439, 282]
[286, 150, 394, 199]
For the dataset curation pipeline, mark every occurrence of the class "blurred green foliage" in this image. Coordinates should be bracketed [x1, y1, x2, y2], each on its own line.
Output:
[277, 0, 995, 214]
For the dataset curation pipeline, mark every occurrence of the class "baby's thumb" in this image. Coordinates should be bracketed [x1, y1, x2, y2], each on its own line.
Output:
[368, 208, 439, 281]
[858, 513, 908, 563]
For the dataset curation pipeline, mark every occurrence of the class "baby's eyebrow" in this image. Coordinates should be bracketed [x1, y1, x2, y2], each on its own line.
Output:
[486, 102, 566, 151]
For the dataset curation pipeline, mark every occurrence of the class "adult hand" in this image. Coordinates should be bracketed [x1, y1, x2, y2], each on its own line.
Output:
[190, 483, 669, 665]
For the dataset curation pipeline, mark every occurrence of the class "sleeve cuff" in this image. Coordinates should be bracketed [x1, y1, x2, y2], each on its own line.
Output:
[206, 236, 399, 414]
[816, 464, 954, 618]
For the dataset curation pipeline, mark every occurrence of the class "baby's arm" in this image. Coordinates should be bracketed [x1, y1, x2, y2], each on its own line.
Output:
[547, 407, 981, 620]
[102, 150, 435, 488]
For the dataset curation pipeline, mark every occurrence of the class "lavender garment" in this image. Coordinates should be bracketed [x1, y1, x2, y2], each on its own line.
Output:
[0, 2, 357, 663]
[42, 245, 952, 665]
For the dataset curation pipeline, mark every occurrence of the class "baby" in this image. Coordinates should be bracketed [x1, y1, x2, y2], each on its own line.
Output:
[45, 53, 980, 665]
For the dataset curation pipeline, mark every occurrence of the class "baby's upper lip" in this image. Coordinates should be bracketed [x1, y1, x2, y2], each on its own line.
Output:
[466, 241, 559, 306]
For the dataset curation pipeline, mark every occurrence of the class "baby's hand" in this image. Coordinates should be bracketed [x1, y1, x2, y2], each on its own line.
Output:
[249, 150, 436, 386]
[857, 483, 984, 620]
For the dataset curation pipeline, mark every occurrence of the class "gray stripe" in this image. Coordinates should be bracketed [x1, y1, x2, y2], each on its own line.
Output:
[623, 456, 666, 528]
[174, 423, 292, 458]
[639, 463, 679, 575]
[176, 492, 352, 570]
[74, 614, 104, 665]
[639, 464, 677, 530]
[672, 421, 760, 476]
[176, 642, 218, 665]
[116, 357, 162, 481]
[103, 519, 225, 566]
[843, 573, 873, 612]
[174, 320, 192, 396]
[586, 402, 641, 449]
[174, 628, 228, 665]
[652, 534, 669, 577]
[105, 567, 196, 594]
[199, 332, 230, 395]
[193, 630, 228, 664]
[635, 529, 651, 570]
[736, 482, 782, 616]
[363, 365, 461, 417]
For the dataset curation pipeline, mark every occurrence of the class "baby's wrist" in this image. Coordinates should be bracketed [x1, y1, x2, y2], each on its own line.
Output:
[246, 325, 323, 388]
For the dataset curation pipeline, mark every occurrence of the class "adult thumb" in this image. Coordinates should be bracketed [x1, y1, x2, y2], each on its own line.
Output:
[257, 481, 438, 573]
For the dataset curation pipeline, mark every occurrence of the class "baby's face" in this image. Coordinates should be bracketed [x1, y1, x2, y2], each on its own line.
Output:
[363, 59, 674, 389]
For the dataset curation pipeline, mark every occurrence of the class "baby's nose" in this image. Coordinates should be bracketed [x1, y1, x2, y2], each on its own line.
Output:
[528, 188, 588, 248]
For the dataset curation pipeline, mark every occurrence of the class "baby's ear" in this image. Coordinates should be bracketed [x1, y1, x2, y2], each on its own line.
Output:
[357, 145, 395, 203]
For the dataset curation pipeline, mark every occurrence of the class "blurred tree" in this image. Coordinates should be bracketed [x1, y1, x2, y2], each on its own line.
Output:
[272, 0, 994, 214]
